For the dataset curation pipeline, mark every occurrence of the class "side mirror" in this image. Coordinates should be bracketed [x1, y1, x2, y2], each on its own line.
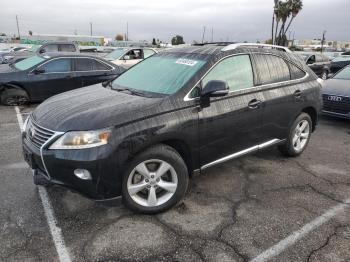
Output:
[123, 55, 130, 60]
[201, 80, 229, 97]
[33, 68, 45, 74]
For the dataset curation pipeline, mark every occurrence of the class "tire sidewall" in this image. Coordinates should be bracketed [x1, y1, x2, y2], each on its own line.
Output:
[121, 145, 188, 214]
[287, 113, 312, 156]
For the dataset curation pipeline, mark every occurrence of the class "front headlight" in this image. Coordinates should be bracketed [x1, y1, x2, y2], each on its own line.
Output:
[49, 129, 111, 150]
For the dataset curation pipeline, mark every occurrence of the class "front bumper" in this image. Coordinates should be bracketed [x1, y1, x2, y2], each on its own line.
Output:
[22, 131, 123, 200]
[322, 110, 350, 119]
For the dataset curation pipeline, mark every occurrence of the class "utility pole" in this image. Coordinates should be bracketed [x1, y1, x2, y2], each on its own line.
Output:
[16, 15, 20, 39]
[126, 22, 129, 41]
[201, 26, 206, 44]
[90, 22, 92, 36]
[211, 27, 213, 42]
[321, 30, 326, 53]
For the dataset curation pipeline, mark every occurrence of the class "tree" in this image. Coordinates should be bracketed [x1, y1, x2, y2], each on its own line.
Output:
[28, 30, 33, 36]
[152, 38, 156, 45]
[171, 35, 185, 45]
[272, 0, 303, 46]
[115, 34, 124, 41]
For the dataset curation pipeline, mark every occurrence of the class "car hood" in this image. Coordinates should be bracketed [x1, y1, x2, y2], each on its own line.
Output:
[322, 79, 350, 96]
[32, 84, 164, 132]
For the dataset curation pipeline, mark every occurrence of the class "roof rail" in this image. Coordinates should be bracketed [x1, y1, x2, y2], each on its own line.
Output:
[222, 43, 292, 53]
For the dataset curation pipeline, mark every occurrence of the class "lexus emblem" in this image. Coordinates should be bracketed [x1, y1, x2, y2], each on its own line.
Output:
[328, 96, 342, 102]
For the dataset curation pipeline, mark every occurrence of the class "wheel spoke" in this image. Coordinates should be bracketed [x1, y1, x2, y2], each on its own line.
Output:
[155, 161, 171, 179]
[300, 133, 308, 139]
[299, 121, 308, 132]
[135, 162, 150, 179]
[292, 134, 299, 145]
[296, 137, 301, 150]
[147, 187, 157, 206]
[157, 179, 177, 193]
[128, 181, 148, 195]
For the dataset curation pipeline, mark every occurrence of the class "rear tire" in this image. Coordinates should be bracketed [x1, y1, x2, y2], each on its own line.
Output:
[279, 113, 312, 157]
[1, 88, 29, 106]
[122, 144, 189, 214]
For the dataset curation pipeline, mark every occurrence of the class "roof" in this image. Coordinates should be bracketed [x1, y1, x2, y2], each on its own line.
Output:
[39, 52, 102, 59]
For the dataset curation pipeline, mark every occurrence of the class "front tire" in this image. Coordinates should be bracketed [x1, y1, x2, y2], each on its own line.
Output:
[122, 144, 189, 214]
[279, 113, 312, 157]
[1, 88, 29, 106]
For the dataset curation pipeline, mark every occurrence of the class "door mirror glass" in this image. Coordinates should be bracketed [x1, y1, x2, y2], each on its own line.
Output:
[201, 80, 229, 97]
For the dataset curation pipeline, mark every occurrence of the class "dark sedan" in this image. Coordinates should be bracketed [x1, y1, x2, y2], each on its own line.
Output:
[297, 52, 331, 79]
[329, 55, 350, 75]
[0, 53, 124, 105]
[322, 65, 350, 119]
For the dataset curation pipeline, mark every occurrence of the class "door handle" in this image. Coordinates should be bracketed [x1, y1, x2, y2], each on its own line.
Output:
[248, 99, 262, 109]
[294, 90, 302, 98]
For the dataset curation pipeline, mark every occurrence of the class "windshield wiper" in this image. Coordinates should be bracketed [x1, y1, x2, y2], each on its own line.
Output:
[113, 87, 146, 97]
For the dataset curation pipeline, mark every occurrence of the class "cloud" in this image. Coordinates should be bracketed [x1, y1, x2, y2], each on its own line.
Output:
[0, 0, 349, 43]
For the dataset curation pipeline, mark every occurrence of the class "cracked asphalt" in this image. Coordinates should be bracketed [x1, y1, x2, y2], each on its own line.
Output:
[0, 104, 349, 262]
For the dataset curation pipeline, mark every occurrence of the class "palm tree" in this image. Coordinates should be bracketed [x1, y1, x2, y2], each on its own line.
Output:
[283, 0, 303, 36]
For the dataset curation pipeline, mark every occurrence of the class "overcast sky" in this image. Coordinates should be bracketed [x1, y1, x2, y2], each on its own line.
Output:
[1, 0, 349, 43]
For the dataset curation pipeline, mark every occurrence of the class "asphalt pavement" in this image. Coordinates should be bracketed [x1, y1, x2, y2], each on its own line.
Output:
[0, 104, 349, 262]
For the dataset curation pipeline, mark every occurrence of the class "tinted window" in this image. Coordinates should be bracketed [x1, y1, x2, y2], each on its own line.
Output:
[333, 66, 350, 80]
[254, 54, 290, 84]
[202, 55, 254, 91]
[289, 63, 306, 80]
[93, 60, 110, 70]
[307, 55, 316, 64]
[75, 58, 110, 71]
[144, 49, 156, 58]
[76, 58, 94, 71]
[39, 58, 71, 72]
[42, 44, 58, 52]
[59, 44, 76, 52]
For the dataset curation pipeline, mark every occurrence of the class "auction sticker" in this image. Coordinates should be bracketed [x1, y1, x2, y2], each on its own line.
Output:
[175, 59, 198, 66]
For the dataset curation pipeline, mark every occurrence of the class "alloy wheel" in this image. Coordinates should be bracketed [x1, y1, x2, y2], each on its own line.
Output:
[292, 120, 310, 152]
[127, 159, 178, 207]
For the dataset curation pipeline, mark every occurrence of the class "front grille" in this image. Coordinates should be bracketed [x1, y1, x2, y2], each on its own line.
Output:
[322, 94, 350, 115]
[25, 118, 55, 149]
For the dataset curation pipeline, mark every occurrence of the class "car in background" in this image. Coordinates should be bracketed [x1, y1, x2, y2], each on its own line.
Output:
[297, 52, 331, 79]
[329, 55, 350, 75]
[322, 65, 350, 119]
[104, 47, 157, 69]
[1, 42, 79, 64]
[22, 44, 322, 213]
[0, 53, 124, 105]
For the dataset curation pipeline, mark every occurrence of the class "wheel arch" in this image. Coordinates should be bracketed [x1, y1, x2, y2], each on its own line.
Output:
[301, 106, 318, 132]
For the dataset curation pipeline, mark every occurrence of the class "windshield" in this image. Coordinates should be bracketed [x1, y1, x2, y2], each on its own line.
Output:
[333, 66, 350, 80]
[14, 55, 46, 70]
[332, 56, 350, 62]
[112, 54, 206, 95]
[105, 48, 128, 60]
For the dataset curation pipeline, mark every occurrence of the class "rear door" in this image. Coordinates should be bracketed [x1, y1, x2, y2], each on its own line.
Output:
[198, 54, 264, 166]
[74, 57, 115, 87]
[27, 58, 77, 100]
[252, 53, 307, 141]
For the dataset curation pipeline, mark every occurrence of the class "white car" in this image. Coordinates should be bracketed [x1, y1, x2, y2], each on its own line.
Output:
[104, 47, 157, 69]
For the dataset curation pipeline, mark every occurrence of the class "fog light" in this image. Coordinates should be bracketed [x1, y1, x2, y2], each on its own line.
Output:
[74, 169, 92, 180]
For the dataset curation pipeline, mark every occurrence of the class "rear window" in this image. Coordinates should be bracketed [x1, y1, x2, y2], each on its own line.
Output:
[254, 54, 290, 84]
[289, 63, 306, 80]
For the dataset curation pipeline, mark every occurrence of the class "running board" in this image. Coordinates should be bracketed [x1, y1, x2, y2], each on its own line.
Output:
[201, 139, 282, 170]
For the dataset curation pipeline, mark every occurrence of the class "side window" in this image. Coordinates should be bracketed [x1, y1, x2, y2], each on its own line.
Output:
[42, 44, 58, 53]
[254, 54, 290, 84]
[124, 49, 142, 60]
[92, 60, 110, 70]
[307, 55, 316, 64]
[39, 58, 71, 73]
[202, 55, 254, 92]
[143, 49, 156, 59]
[59, 44, 76, 52]
[75, 58, 94, 71]
[289, 63, 306, 80]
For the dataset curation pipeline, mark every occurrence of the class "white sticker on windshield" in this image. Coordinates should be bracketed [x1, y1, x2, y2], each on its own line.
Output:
[175, 59, 198, 66]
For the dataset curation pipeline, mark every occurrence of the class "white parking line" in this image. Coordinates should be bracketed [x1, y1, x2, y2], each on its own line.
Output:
[14, 106, 72, 262]
[250, 199, 350, 262]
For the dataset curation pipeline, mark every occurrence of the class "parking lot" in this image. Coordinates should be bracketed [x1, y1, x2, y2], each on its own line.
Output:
[0, 104, 349, 262]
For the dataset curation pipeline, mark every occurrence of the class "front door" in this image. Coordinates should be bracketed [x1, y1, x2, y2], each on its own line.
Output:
[198, 54, 264, 167]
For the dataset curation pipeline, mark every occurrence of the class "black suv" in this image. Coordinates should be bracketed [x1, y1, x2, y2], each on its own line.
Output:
[22, 44, 322, 213]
